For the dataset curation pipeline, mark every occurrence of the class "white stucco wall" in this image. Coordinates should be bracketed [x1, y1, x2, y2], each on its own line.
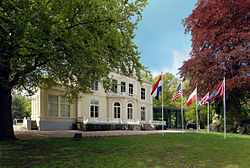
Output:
[31, 72, 153, 130]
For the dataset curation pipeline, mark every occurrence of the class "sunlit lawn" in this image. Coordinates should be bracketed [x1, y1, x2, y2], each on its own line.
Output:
[1, 132, 249, 168]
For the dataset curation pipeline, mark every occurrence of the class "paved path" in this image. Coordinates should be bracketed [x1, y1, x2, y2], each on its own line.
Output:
[14, 125, 196, 139]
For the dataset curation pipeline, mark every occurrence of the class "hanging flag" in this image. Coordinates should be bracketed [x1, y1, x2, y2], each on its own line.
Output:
[197, 98, 202, 107]
[151, 75, 162, 100]
[171, 82, 182, 102]
[209, 81, 223, 102]
[198, 92, 209, 106]
[187, 88, 197, 106]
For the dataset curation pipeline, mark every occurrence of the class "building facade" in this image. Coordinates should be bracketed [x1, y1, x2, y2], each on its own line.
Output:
[31, 72, 154, 130]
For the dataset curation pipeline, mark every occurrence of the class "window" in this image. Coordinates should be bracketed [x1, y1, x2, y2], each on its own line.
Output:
[141, 88, 145, 100]
[114, 102, 120, 118]
[90, 100, 99, 118]
[121, 82, 126, 93]
[141, 107, 146, 121]
[60, 97, 70, 117]
[129, 84, 133, 96]
[127, 103, 133, 119]
[112, 79, 118, 93]
[48, 96, 71, 117]
[48, 95, 58, 116]
[91, 81, 98, 91]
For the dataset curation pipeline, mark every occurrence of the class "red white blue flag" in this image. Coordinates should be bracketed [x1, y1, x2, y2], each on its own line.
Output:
[151, 75, 162, 100]
[209, 81, 223, 102]
[198, 92, 209, 106]
[171, 82, 182, 102]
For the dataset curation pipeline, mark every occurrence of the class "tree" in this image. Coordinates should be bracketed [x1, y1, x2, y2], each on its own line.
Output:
[11, 95, 25, 119]
[0, 0, 147, 140]
[11, 95, 31, 119]
[179, 0, 249, 125]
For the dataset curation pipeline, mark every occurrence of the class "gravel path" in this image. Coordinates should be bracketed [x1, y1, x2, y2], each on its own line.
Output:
[14, 125, 196, 139]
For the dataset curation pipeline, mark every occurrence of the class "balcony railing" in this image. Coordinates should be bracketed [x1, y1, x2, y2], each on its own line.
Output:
[149, 120, 166, 125]
[83, 117, 141, 125]
[82, 117, 166, 125]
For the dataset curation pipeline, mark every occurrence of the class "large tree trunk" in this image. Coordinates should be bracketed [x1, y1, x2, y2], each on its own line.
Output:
[0, 82, 16, 140]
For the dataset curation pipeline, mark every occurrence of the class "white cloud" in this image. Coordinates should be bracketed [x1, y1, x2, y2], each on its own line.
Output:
[151, 48, 191, 78]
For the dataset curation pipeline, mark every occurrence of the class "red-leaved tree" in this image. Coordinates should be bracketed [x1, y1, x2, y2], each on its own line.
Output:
[179, 0, 249, 123]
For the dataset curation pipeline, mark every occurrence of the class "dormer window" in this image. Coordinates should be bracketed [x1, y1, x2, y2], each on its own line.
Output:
[91, 81, 98, 91]
[112, 79, 118, 93]
[121, 82, 126, 93]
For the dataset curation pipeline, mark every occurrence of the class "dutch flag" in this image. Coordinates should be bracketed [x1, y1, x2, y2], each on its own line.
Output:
[150, 75, 163, 100]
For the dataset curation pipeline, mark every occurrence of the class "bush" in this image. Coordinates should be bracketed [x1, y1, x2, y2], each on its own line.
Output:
[210, 119, 249, 134]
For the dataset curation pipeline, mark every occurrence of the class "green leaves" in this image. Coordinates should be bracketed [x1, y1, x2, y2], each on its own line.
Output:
[1, 0, 148, 100]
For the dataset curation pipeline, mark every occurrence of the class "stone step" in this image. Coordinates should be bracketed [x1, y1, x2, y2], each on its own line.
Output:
[31, 120, 38, 130]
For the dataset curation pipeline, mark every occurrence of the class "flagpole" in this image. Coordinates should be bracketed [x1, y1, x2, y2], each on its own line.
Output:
[161, 72, 164, 136]
[196, 87, 198, 133]
[223, 77, 226, 139]
[207, 92, 210, 133]
[181, 81, 184, 133]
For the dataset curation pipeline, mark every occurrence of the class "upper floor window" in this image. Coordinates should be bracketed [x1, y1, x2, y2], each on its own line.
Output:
[91, 81, 98, 91]
[129, 84, 133, 96]
[141, 88, 145, 100]
[60, 97, 70, 117]
[121, 82, 126, 93]
[48, 95, 58, 117]
[114, 102, 120, 118]
[127, 103, 133, 119]
[112, 79, 118, 93]
[141, 107, 146, 121]
[90, 100, 99, 118]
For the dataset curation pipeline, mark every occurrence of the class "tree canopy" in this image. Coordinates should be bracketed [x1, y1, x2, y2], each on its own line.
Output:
[12, 95, 31, 119]
[0, 0, 147, 140]
[179, 0, 249, 123]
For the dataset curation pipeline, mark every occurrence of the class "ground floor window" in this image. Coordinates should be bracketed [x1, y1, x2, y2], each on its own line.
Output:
[90, 100, 99, 118]
[127, 103, 133, 119]
[114, 102, 120, 118]
[60, 97, 70, 117]
[48, 95, 70, 117]
[48, 95, 58, 117]
[141, 107, 146, 121]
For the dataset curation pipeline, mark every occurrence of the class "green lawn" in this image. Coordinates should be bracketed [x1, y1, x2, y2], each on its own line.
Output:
[1, 132, 249, 168]
[16, 123, 23, 125]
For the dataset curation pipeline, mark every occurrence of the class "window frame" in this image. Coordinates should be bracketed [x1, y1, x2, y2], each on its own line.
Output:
[127, 103, 133, 119]
[114, 102, 120, 118]
[141, 88, 146, 100]
[141, 107, 146, 121]
[112, 79, 118, 93]
[48, 95, 58, 117]
[129, 84, 133, 96]
[90, 100, 99, 118]
[91, 80, 98, 91]
[60, 97, 70, 117]
[121, 82, 126, 93]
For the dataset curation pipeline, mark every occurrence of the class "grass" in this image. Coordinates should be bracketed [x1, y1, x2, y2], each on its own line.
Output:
[1, 132, 249, 168]
[15, 123, 23, 125]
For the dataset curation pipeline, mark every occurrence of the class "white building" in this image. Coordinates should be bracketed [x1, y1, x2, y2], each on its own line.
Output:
[31, 72, 154, 130]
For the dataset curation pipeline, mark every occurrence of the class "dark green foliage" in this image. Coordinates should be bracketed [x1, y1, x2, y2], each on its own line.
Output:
[11, 95, 31, 119]
[0, 0, 148, 140]
[210, 103, 249, 134]
[1, 0, 148, 98]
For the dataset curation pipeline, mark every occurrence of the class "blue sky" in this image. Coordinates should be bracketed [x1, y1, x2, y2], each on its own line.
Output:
[133, 0, 197, 78]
